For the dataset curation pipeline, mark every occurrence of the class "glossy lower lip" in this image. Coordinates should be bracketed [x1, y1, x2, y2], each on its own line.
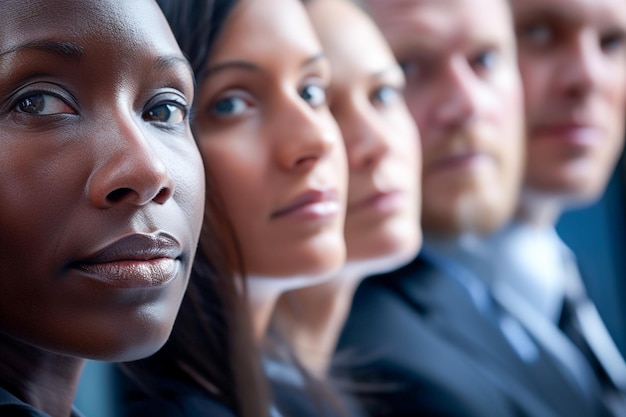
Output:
[74, 258, 180, 288]
[429, 152, 492, 172]
[70, 233, 182, 289]
[532, 125, 601, 146]
[348, 190, 405, 215]
[271, 189, 341, 221]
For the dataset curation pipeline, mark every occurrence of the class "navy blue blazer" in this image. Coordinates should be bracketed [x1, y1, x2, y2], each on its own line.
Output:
[336, 256, 611, 417]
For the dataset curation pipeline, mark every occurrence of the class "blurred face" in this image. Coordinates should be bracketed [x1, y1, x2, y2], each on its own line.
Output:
[0, 0, 204, 361]
[512, 0, 626, 206]
[364, 0, 525, 236]
[307, 0, 421, 270]
[194, 0, 348, 279]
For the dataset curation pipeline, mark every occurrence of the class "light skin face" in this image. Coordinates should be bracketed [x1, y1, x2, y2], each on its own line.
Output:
[0, 0, 204, 362]
[307, 0, 421, 269]
[364, 0, 525, 236]
[193, 0, 348, 280]
[511, 0, 626, 207]
[272, 0, 421, 376]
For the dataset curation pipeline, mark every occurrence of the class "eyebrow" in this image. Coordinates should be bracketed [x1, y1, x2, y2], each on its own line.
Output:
[206, 52, 327, 76]
[371, 64, 404, 79]
[0, 39, 84, 60]
[154, 55, 194, 78]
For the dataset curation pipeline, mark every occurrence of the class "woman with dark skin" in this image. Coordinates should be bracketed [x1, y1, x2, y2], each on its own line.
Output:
[0, 0, 205, 416]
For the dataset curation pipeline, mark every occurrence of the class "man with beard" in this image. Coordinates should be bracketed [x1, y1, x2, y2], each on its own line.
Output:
[337, 0, 626, 416]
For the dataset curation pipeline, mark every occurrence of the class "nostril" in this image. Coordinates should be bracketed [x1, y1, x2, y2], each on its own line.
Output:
[106, 188, 132, 203]
[153, 187, 171, 203]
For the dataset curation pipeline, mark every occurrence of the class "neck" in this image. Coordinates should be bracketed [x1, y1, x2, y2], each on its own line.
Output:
[0, 333, 84, 417]
[246, 279, 283, 342]
[516, 189, 563, 227]
[246, 271, 339, 342]
[274, 263, 371, 377]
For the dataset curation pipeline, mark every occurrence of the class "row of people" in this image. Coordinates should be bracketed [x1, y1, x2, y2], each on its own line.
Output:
[2, 0, 626, 417]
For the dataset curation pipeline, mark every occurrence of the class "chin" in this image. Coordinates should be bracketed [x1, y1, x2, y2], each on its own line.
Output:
[526, 171, 610, 210]
[347, 227, 421, 268]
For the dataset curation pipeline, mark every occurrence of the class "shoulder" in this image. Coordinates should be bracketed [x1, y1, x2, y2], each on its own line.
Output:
[0, 388, 49, 417]
[340, 256, 443, 345]
[124, 393, 235, 417]
[120, 376, 235, 417]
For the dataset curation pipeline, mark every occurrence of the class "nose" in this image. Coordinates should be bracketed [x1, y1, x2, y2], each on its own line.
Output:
[556, 32, 603, 99]
[273, 93, 339, 172]
[433, 57, 480, 128]
[87, 112, 175, 209]
[341, 97, 391, 171]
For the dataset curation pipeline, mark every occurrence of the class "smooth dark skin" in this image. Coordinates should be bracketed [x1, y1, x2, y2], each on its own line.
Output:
[0, 1, 205, 416]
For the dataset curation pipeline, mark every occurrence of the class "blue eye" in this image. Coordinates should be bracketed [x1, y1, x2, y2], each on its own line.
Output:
[371, 86, 401, 106]
[15, 93, 75, 116]
[524, 24, 553, 45]
[601, 31, 626, 54]
[471, 50, 499, 73]
[144, 103, 188, 124]
[400, 61, 418, 78]
[212, 96, 249, 116]
[300, 84, 327, 108]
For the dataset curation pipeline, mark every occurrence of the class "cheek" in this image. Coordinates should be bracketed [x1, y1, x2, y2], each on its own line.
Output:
[172, 146, 206, 238]
[201, 141, 269, 234]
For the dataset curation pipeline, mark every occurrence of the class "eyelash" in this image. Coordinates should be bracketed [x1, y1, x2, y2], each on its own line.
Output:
[143, 98, 190, 126]
[12, 90, 77, 117]
[299, 82, 328, 108]
[9, 87, 190, 130]
[210, 93, 254, 117]
[371, 85, 402, 107]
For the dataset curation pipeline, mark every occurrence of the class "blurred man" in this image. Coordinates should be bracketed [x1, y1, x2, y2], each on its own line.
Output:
[337, 0, 626, 416]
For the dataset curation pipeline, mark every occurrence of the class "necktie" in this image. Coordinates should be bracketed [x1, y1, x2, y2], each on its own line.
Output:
[491, 280, 601, 399]
[561, 254, 626, 390]
[559, 256, 626, 416]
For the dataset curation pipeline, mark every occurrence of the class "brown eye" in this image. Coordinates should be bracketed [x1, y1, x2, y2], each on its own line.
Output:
[16, 93, 75, 116]
[144, 102, 188, 124]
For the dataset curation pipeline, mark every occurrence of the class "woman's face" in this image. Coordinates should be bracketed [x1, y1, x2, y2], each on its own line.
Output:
[0, 0, 205, 361]
[194, 0, 348, 279]
[307, 0, 421, 269]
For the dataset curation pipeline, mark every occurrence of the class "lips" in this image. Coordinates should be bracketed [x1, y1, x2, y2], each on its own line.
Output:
[429, 151, 492, 172]
[271, 189, 341, 220]
[348, 190, 405, 215]
[70, 233, 182, 288]
[532, 122, 601, 146]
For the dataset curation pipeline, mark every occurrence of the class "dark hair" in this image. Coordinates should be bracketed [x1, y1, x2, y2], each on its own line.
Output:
[121, 1, 270, 417]
[156, 0, 237, 84]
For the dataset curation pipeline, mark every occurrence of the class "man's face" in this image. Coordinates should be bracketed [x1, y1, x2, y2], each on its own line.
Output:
[511, 0, 626, 207]
[364, 0, 525, 236]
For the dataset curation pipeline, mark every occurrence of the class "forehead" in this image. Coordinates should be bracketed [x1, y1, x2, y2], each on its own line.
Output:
[210, 0, 321, 64]
[510, 0, 626, 29]
[0, 0, 179, 58]
[310, 0, 395, 75]
[367, 0, 514, 55]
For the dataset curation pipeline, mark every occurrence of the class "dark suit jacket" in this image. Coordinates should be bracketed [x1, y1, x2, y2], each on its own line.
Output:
[118, 374, 236, 417]
[336, 256, 611, 417]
